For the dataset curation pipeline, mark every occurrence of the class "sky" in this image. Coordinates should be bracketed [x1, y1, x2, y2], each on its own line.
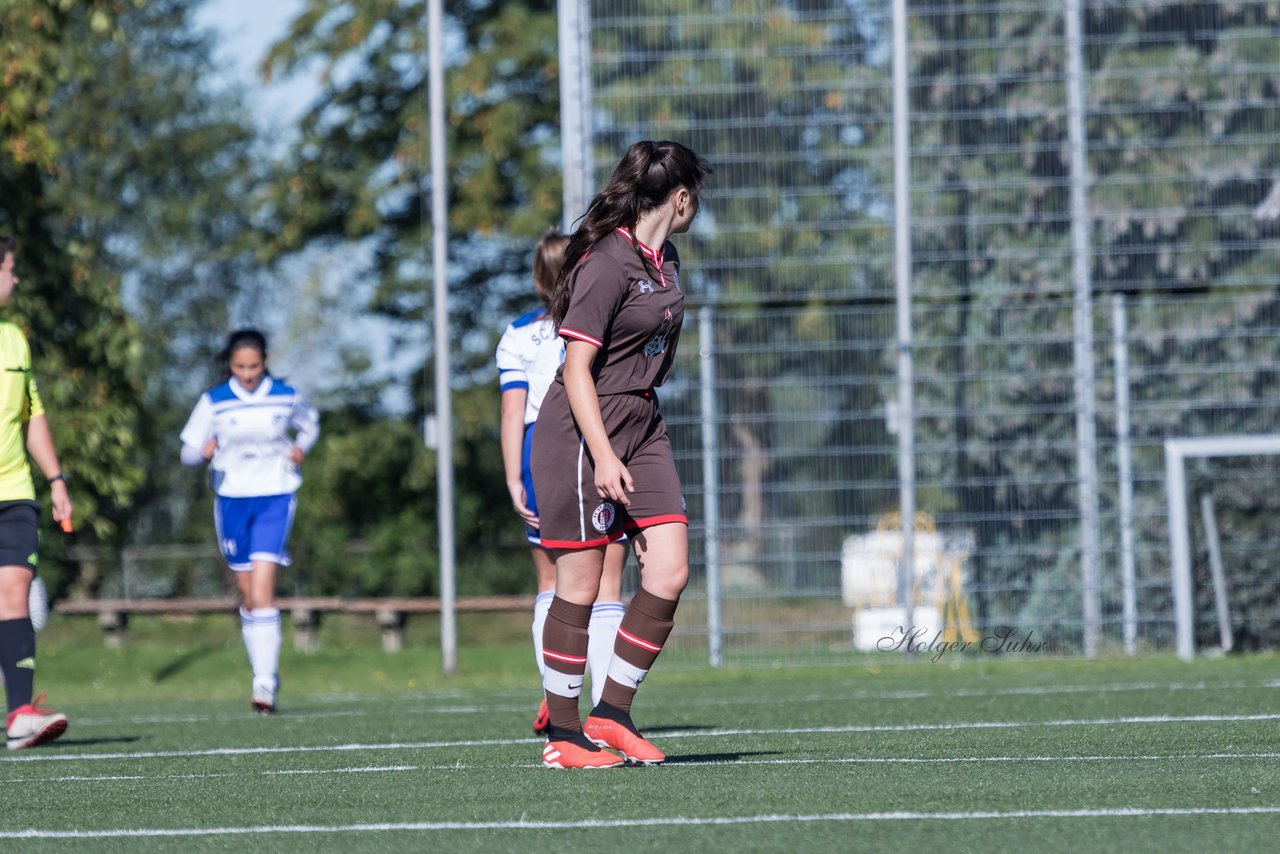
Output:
[194, 0, 311, 128]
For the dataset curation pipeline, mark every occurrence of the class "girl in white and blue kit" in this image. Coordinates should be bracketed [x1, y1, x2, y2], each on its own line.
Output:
[180, 329, 319, 714]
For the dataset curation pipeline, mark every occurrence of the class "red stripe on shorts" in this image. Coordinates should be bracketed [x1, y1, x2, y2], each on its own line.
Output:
[539, 532, 625, 550]
[623, 513, 689, 531]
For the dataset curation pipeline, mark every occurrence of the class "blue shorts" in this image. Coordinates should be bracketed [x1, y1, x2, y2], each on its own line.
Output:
[521, 423, 541, 546]
[214, 493, 296, 571]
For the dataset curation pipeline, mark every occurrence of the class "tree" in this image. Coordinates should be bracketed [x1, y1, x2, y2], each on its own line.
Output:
[898, 0, 1280, 643]
[41, 1, 296, 598]
[263, 0, 564, 365]
[0, 1, 148, 595]
[589, 0, 894, 585]
[257, 0, 570, 594]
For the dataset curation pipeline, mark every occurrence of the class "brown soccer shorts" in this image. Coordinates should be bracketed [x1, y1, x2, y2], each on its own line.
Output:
[531, 386, 687, 549]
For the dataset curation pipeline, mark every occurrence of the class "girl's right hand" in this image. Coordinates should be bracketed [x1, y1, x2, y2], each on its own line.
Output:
[202, 437, 218, 460]
[594, 453, 634, 507]
[507, 479, 539, 527]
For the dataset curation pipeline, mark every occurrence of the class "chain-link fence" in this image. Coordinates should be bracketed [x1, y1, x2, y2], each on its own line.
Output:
[583, 0, 1280, 663]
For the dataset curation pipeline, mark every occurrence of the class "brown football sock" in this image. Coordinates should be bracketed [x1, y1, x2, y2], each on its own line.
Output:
[599, 587, 679, 714]
[541, 596, 592, 734]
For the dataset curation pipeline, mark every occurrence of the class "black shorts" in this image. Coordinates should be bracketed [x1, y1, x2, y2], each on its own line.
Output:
[0, 500, 40, 571]
[531, 385, 687, 549]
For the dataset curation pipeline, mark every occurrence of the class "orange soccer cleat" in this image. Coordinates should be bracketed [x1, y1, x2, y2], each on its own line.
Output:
[583, 710, 666, 766]
[541, 734, 625, 770]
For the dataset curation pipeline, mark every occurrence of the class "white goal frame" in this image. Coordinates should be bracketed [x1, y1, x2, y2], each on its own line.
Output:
[1165, 434, 1280, 660]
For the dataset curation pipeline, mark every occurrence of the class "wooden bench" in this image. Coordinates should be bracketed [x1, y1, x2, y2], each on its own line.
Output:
[54, 595, 535, 652]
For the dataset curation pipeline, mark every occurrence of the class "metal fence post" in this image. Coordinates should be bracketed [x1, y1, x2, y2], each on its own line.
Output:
[699, 306, 723, 668]
[1065, 0, 1102, 658]
[891, 0, 916, 639]
[1112, 294, 1137, 655]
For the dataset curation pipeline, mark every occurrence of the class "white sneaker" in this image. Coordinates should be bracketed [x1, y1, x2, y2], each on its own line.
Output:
[251, 681, 277, 715]
[7, 694, 68, 750]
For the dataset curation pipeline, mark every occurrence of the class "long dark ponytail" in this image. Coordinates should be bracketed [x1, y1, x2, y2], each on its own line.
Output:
[550, 140, 711, 326]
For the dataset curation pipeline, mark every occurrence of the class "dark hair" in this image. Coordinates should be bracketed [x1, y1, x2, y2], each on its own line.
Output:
[218, 329, 268, 380]
[0, 235, 18, 259]
[550, 140, 711, 325]
[532, 230, 569, 307]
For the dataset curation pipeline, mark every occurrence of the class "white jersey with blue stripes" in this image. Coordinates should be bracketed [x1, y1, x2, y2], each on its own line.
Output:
[495, 307, 563, 425]
[180, 376, 320, 497]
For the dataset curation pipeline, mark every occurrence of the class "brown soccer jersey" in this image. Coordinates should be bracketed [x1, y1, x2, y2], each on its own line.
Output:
[555, 229, 684, 395]
[531, 229, 689, 549]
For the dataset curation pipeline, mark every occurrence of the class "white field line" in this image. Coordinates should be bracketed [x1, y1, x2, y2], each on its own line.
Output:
[305, 679, 1280, 706]
[4, 806, 1280, 839]
[4, 712, 1280, 765]
[659, 751, 1280, 768]
[18, 765, 420, 783]
[73, 710, 366, 726]
[65, 679, 1280, 728]
[7, 750, 1277, 781]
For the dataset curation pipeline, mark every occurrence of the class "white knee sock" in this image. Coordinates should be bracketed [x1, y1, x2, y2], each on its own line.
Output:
[587, 601, 625, 706]
[532, 591, 554, 678]
[240, 607, 281, 690]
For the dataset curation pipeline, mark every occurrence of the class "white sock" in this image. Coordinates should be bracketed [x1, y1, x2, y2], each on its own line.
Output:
[532, 591, 554, 678]
[587, 601, 625, 707]
[240, 607, 281, 690]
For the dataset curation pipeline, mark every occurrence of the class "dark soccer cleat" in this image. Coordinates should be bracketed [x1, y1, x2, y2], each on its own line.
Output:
[532, 698, 550, 736]
[584, 708, 665, 766]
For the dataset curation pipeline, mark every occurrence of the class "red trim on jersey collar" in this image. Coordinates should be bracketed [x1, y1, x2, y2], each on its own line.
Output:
[613, 227, 664, 264]
[614, 228, 668, 287]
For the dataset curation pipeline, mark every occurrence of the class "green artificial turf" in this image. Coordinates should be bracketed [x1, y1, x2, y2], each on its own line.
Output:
[1, 613, 1277, 852]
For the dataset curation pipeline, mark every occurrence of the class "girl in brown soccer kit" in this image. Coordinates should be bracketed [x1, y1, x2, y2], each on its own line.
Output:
[531, 140, 711, 769]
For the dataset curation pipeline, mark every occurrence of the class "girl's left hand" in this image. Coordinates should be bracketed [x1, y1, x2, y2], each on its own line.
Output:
[290, 445, 306, 465]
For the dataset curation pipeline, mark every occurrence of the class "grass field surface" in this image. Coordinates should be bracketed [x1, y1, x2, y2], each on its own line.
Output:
[1, 613, 1278, 851]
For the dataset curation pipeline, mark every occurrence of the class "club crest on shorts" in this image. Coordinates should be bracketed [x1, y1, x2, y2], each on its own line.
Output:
[591, 502, 616, 533]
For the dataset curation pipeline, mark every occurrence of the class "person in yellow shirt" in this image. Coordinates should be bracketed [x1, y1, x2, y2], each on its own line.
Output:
[0, 235, 72, 749]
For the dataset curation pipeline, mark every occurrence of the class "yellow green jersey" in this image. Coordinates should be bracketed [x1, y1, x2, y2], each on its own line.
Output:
[0, 322, 43, 501]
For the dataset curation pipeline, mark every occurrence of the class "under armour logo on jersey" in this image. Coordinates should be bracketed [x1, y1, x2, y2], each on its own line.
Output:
[635, 279, 655, 294]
